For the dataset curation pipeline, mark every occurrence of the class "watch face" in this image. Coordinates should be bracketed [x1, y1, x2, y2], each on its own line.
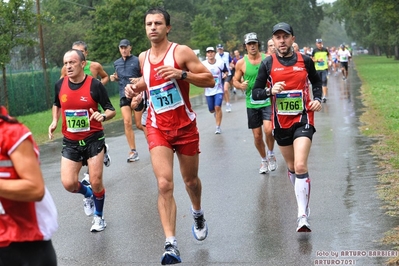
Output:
[181, 71, 187, 80]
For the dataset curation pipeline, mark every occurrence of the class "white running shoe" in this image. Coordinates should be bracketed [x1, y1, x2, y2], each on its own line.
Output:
[259, 160, 269, 174]
[127, 150, 139, 162]
[226, 103, 232, 113]
[83, 196, 94, 217]
[90, 215, 107, 232]
[192, 214, 208, 241]
[215, 127, 221, 134]
[267, 154, 277, 171]
[103, 144, 111, 167]
[296, 215, 311, 232]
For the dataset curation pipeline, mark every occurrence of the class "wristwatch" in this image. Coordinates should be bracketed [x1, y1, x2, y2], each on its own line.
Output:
[101, 114, 106, 122]
[181, 70, 187, 80]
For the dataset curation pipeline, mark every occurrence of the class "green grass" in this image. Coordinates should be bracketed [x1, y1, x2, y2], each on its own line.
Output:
[17, 84, 204, 145]
[353, 55, 399, 262]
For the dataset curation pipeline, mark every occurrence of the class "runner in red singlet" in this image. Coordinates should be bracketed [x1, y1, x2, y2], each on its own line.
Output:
[125, 7, 214, 265]
[252, 22, 323, 233]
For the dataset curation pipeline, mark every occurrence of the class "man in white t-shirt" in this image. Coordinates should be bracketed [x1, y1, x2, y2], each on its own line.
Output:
[202, 46, 228, 134]
[337, 44, 351, 80]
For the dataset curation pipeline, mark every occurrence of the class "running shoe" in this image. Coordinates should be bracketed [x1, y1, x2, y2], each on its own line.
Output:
[83, 196, 94, 216]
[296, 215, 311, 232]
[322, 97, 327, 103]
[90, 215, 107, 232]
[267, 154, 277, 171]
[215, 127, 221, 134]
[127, 150, 139, 162]
[192, 214, 208, 241]
[82, 172, 90, 187]
[161, 242, 181, 265]
[226, 103, 232, 113]
[103, 144, 111, 167]
[259, 160, 269, 174]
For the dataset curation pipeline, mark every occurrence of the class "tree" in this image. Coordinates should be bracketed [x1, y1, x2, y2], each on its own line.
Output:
[190, 14, 220, 56]
[331, 0, 399, 59]
[41, 0, 98, 67]
[0, 0, 36, 109]
[87, 0, 163, 64]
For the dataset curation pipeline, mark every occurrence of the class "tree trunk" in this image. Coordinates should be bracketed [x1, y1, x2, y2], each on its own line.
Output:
[2, 66, 8, 110]
[395, 45, 398, 60]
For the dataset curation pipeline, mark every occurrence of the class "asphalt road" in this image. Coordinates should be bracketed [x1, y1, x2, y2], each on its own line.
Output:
[40, 66, 399, 266]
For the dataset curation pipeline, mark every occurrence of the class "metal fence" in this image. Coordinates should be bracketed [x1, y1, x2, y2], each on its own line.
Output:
[0, 64, 118, 116]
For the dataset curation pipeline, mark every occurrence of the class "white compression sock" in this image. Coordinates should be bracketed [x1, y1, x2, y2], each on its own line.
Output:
[295, 174, 311, 217]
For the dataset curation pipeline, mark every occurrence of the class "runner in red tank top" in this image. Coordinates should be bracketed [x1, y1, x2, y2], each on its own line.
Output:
[252, 22, 323, 233]
[48, 49, 116, 233]
[0, 106, 58, 265]
[125, 7, 214, 265]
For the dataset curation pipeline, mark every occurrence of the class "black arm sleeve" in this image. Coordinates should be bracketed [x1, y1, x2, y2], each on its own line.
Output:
[303, 56, 323, 100]
[91, 79, 116, 112]
[53, 79, 63, 107]
[252, 58, 271, 101]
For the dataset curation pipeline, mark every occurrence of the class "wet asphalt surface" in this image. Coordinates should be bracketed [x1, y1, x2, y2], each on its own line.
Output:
[39, 65, 399, 266]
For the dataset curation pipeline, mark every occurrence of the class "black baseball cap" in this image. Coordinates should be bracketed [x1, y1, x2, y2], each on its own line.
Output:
[119, 39, 131, 47]
[272, 22, 294, 36]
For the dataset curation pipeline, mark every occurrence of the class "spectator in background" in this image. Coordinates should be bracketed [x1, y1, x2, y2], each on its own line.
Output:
[312, 39, 331, 103]
[202, 46, 229, 134]
[266, 38, 276, 56]
[110, 39, 142, 162]
[216, 44, 233, 112]
[231, 50, 243, 94]
[337, 44, 351, 80]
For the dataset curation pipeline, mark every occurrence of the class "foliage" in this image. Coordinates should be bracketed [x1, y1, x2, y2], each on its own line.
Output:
[87, 0, 163, 63]
[190, 14, 220, 56]
[331, 0, 399, 59]
[0, 0, 37, 108]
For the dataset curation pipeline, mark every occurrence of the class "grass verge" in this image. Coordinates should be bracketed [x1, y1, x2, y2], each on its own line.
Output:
[354, 55, 399, 265]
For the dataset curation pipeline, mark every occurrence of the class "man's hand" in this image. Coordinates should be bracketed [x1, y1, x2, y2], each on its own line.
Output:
[89, 108, 104, 122]
[125, 84, 139, 99]
[130, 93, 143, 110]
[110, 73, 117, 82]
[155, 65, 182, 81]
[48, 121, 57, 140]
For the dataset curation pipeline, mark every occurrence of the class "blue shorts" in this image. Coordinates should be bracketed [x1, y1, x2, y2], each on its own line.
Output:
[317, 69, 328, 87]
[205, 93, 224, 112]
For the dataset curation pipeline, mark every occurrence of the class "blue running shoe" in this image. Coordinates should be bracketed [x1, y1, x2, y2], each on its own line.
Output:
[161, 242, 181, 265]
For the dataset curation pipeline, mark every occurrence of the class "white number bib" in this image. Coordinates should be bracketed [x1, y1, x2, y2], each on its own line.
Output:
[149, 81, 184, 114]
[65, 109, 90, 132]
[276, 90, 304, 115]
